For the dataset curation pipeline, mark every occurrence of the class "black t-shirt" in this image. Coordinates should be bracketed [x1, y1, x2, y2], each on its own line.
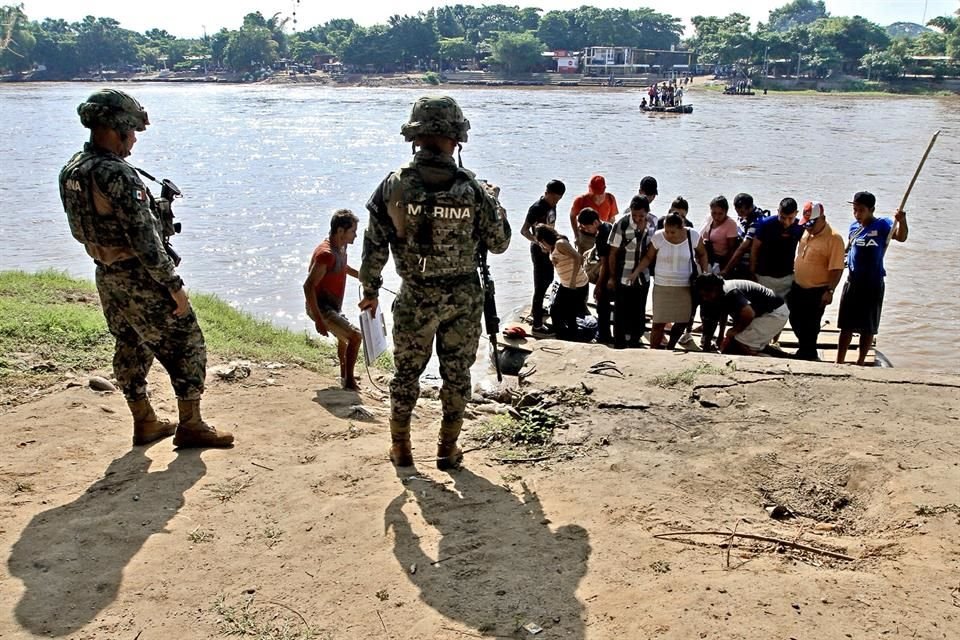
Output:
[524, 197, 557, 243]
[594, 221, 613, 258]
[716, 279, 784, 319]
[753, 215, 803, 278]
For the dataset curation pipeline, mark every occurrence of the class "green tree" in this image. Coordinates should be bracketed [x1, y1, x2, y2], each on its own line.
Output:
[387, 14, 438, 70]
[342, 25, 394, 68]
[489, 31, 544, 75]
[225, 25, 278, 71]
[75, 16, 138, 70]
[536, 10, 574, 50]
[0, 4, 36, 72]
[28, 18, 81, 76]
[808, 16, 889, 73]
[909, 31, 947, 56]
[290, 36, 331, 63]
[928, 9, 960, 59]
[689, 14, 754, 65]
[766, 0, 828, 32]
[860, 48, 906, 80]
[438, 36, 475, 69]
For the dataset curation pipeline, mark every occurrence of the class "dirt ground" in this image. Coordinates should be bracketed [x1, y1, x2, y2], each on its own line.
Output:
[0, 344, 958, 639]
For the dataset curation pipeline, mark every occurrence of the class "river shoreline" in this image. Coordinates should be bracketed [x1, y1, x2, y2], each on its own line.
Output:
[4, 70, 958, 95]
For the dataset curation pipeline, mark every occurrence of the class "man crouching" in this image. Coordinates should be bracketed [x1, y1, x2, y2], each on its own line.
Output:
[696, 273, 788, 355]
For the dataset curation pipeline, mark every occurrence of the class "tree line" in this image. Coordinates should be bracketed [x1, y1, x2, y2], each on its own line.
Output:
[0, 2, 958, 79]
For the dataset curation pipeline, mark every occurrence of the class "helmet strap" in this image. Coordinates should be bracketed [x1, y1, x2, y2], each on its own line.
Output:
[411, 142, 417, 155]
[456, 143, 463, 168]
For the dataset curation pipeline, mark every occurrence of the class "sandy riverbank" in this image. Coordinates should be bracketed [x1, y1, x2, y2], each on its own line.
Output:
[0, 342, 957, 639]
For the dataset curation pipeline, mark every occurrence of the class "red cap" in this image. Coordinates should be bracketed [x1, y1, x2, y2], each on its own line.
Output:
[589, 175, 606, 194]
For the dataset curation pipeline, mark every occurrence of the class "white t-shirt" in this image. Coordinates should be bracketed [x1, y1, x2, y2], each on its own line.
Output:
[652, 229, 700, 287]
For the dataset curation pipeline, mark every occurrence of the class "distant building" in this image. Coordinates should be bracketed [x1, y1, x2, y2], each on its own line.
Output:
[547, 50, 579, 74]
[582, 46, 695, 76]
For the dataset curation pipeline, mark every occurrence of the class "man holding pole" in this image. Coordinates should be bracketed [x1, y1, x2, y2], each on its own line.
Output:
[836, 191, 908, 366]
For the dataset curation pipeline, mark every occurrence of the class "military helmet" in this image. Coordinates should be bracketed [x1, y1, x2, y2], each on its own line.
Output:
[400, 96, 470, 143]
[77, 88, 150, 132]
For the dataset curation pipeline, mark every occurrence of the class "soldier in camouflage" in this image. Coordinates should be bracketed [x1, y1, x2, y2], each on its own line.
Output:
[359, 96, 511, 470]
[59, 88, 233, 448]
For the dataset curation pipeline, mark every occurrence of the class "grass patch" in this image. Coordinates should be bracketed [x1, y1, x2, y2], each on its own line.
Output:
[652, 361, 732, 388]
[213, 595, 321, 639]
[474, 406, 565, 460]
[0, 270, 336, 403]
[188, 527, 215, 544]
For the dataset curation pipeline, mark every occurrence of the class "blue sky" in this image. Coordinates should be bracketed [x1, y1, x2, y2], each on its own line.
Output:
[20, 0, 958, 38]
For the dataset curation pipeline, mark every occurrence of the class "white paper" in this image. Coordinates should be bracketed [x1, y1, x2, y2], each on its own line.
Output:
[359, 306, 389, 366]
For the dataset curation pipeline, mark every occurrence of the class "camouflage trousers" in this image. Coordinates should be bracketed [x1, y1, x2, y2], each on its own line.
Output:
[95, 259, 207, 401]
[390, 275, 483, 426]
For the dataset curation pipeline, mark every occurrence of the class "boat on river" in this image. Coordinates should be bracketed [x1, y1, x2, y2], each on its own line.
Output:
[640, 104, 693, 114]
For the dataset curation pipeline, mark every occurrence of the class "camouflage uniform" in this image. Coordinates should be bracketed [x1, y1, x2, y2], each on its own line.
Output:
[59, 89, 230, 447]
[360, 96, 510, 467]
[61, 143, 205, 401]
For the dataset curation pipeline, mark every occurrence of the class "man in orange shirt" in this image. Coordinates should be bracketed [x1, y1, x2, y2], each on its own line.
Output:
[304, 209, 363, 389]
[569, 175, 618, 252]
[788, 201, 845, 360]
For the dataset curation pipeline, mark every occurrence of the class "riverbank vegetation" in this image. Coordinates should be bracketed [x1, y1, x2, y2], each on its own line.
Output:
[0, 2, 958, 85]
[0, 270, 335, 403]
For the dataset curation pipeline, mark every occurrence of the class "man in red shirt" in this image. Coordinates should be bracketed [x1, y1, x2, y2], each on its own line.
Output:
[304, 209, 362, 390]
[569, 175, 618, 252]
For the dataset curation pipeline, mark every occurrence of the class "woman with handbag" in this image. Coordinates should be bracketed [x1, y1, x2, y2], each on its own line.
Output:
[628, 213, 709, 349]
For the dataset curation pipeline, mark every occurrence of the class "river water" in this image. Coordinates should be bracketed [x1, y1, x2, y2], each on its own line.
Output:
[0, 83, 957, 372]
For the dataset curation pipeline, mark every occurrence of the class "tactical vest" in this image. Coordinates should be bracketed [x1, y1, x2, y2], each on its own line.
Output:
[59, 150, 158, 249]
[388, 166, 482, 280]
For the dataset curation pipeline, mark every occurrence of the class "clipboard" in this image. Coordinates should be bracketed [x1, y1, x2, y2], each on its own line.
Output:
[359, 306, 389, 366]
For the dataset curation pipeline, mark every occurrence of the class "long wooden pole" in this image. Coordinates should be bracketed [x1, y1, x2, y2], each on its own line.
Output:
[899, 130, 940, 212]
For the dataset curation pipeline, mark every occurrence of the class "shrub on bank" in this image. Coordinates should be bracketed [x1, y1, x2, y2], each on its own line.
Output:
[0, 270, 336, 401]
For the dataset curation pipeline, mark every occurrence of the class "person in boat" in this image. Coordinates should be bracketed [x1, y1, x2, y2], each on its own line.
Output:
[304, 208, 363, 390]
[577, 207, 614, 344]
[700, 195, 740, 274]
[640, 97, 648, 110]
[534, 224, 588, 341]
[521, 180, 566, 334]
[750, 197, 803, 300]
[696, 274, 789, 355]
[722, 193, 769, 280]
[569, 175, 619, 252]
[836, 191, 908, 366]
[628, 212, 709, 349]
[789, 201, 845, 361]
[608, 196, 655, 349]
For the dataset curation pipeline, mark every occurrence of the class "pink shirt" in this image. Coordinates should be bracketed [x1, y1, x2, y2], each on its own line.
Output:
[700, 216, 740, 259]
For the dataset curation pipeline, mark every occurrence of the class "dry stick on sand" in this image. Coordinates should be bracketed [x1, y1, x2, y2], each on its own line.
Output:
[257, 599, 311, 632]
[654, 530, 856, 562]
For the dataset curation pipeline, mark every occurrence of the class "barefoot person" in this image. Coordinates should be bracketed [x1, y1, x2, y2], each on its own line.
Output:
[304, 209, 362, 390]
[836, 191, 908, 366]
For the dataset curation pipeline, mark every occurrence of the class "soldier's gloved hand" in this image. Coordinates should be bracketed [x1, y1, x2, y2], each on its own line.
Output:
[171, 287, 191, 318]
[359, 296, 379, 315]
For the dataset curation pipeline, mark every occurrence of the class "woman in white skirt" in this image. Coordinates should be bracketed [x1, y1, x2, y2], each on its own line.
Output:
[628, 213, 709, 348]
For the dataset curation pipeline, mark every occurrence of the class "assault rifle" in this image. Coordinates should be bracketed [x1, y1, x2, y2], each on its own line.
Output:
[477, 245, 502, 382]
[135, 167, 183, 266]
